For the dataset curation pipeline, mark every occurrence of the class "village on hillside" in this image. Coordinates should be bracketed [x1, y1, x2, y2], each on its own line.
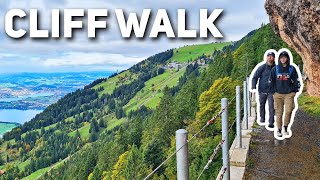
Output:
[163, 58, 209, 71]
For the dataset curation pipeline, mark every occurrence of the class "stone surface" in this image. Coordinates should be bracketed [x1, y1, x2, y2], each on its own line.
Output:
[230, 137, 251, 167]
[230, 166, 246, 180]
[265, 0, 320, 96]
[216, 106, 256, 180]
[243, 110, 320, 179]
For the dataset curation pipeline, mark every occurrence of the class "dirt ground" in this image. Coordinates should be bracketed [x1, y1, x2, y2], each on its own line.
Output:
[244, 109, 320, 180]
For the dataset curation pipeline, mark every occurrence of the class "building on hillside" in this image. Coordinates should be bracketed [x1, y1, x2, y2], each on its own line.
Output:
[167, 61, 184, 70]
[197, 58, 206, 66]
[191, 58, 207, 66]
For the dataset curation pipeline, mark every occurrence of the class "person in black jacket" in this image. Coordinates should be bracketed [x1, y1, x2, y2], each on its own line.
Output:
[269, 51, 300, 138]
[251, 52, 276, 128]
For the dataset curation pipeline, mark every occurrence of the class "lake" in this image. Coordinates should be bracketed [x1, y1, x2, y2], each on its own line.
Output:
[0, 92, 54, 102]
[0, 109, 42, 124]
[0, 71, 113, 137]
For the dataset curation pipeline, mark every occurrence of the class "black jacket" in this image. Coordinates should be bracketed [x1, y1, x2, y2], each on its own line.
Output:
[252, 63, 275, 93]
[269, 64, 300, 94]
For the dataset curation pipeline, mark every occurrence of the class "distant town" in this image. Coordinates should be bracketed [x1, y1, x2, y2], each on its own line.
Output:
[0, 72, 111, 110]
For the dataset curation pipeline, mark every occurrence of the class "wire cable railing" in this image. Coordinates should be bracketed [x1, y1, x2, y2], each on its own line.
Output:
[196, 106, 244, 180]
[144, 90, 241, 180]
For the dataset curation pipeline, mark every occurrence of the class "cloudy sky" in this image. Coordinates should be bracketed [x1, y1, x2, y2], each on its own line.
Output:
[0, 0, 269, 73]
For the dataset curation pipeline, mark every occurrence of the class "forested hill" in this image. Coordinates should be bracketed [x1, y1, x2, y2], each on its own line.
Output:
[0, 24, 302, 180]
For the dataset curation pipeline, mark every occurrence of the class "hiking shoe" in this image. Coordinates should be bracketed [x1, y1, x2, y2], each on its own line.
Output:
[268, 124, 274, 128]
[277, 130, 282, 137]
[283, 126, 289, 136]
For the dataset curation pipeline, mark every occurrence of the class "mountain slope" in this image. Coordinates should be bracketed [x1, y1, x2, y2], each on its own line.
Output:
[0, 42, 229, 179]
[0, 24, 303, 180]
[169, 42, 231, 62]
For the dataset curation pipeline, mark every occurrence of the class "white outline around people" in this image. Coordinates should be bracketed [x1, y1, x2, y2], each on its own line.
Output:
[249, 48, 304, 140]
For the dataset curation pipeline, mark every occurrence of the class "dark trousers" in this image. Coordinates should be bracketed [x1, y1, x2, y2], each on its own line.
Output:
[259, 92, 275, 124]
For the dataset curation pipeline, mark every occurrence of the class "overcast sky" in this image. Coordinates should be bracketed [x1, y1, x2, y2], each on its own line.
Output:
[0, 0, 269, 73]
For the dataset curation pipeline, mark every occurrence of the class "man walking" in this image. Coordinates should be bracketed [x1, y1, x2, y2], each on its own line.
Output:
[252, 52, 276, 128]
[269, 51, 300, 137]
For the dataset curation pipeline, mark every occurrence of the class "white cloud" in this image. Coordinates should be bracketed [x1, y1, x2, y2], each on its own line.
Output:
[41, 52, 143, 67]
[0, 53, 20, 59]
[0, 0, 270, 72]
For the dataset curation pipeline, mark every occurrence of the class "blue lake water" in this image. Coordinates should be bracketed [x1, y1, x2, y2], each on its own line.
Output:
[0, 109, 42, 124]
[0, 71, 113, 134]
[0, 93, 54, 102]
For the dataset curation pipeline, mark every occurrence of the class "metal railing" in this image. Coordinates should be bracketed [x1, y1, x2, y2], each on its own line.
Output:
[144, 78, 251, 180]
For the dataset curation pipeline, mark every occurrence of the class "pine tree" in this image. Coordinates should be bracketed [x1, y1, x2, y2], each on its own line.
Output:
[153, 87, 178, 136]
[75, 130, 81, 139]
[174, 74, 199, 123]
[99, 118, 105, 128]
[89, 119, 99, 133]
[89, 129, 97, 142]
[124, 145, 150, 179]
[0, 157, 4, 166]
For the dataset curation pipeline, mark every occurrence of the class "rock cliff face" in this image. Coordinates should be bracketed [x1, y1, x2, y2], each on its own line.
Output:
[265, 0, 320, 96]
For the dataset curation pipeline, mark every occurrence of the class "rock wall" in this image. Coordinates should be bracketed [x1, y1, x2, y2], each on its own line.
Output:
[265, 0, 320, 96]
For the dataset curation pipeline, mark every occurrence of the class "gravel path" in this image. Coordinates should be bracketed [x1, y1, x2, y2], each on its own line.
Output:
[244, 109, 320, 180]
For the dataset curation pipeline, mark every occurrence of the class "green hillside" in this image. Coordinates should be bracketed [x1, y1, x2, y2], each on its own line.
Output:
[124, 68, 186, 112]
[0, 25, 305, 180]
[298, 94, 320, 117]
[169, 42, 231, 62]
[0, 123, 18, 137]
[0, 42, 221, 179]
[92, 70, 138, 96]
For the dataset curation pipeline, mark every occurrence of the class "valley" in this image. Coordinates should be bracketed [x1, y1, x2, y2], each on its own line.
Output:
[0, 71, 112, 137]
[0, 25, 304, 180]
[0, 41, 229, 179]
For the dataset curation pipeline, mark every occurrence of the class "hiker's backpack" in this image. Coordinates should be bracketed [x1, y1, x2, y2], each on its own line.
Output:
[276, 65, 296, 85]
[276, 65, 293, 77]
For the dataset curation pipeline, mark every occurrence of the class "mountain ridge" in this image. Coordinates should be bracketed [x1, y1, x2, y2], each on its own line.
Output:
[0, 24, 303, 180]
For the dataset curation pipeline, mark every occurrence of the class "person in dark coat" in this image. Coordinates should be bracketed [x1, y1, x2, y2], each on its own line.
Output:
[269, 51, 300, 137]
[252, 52, 276, 128]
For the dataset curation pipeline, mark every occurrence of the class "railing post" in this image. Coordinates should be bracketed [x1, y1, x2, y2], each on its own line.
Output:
[221, 98, 230, 180]
[243, 81, 248, 129]
[176, 129, 189, 180]
[246, 77, 251, 116]
[236, 86, 242, 148]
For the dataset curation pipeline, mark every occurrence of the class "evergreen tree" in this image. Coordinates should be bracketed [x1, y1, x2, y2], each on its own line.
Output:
[89, 129, 97, 142]
[89, 119, 99, 133]
[0, 157, 4, 166]
[98, 118, 105, 128]
[174, 74, 199, 123]
[124, 145, 150, 179]
[75, 130, 81, 139]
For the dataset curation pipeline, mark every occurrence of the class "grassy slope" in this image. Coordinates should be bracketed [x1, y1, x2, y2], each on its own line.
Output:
[22, 166, 51, 180]
[298, 93, 320, 117]
[93, 70, 137, 96]
[1, 113, 125, 177]
[0, 71, 135, 176]
[143, 68, 186, 109]
[124, 68, 185, 113]
[1, 42, 231, 178]
[68, 114, 126, 139]
[23, 116, 127, 179]
[68, 122, 90, 139]
[22, 156, 67, 180]
[169, 42, 231, 63]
